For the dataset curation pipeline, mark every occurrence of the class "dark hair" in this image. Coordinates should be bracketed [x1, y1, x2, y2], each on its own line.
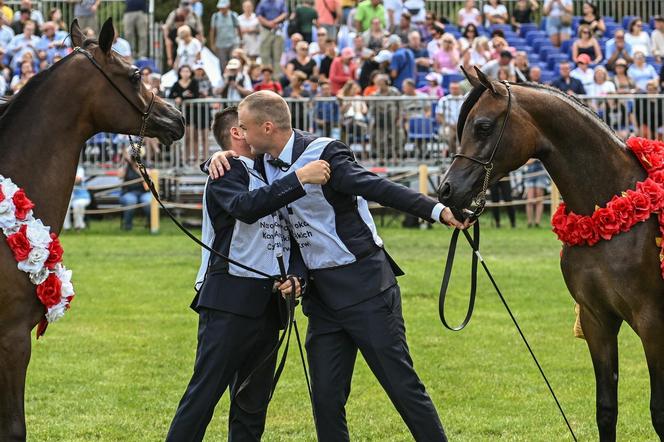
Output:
[212, 105, 238, 149]
[584, 1, 598, 17]
[463, 23, 478, 39]
[177, 64, 192, 79]
[432, 24, 445, 35]
[490, 29, 505, 38]
[628, 17, 641, 33]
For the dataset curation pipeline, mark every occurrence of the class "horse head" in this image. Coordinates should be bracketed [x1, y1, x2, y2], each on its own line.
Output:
[69, 18, 185, 145]
[437, 67, 540, 220]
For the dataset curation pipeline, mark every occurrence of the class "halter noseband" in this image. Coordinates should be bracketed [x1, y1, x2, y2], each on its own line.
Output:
[448, 80, 512, 220]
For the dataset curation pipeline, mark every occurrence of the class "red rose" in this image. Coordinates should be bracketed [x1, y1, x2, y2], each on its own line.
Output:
[625, 189, 652, 222]
[551, 203, 568, 239]
[36, 273, 62, 308]
[606, 195, 636, 232]
[44, 233, 63, 269]
[637, 179, 664, 211]
[564, 213, 583, 246]
[592, 207, 621, 240]
[649, 170, 664, 185]
[575, 216, 599, 246]
[12, 189, 34, 220]
[6, 224, 31, 261]
[628, 137, 655, 155]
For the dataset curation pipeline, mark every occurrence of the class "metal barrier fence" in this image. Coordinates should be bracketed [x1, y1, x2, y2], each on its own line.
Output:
[79, 94, 664, 174]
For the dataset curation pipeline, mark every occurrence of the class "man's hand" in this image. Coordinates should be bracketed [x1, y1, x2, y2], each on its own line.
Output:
[295, 160, 331, 185]
[276, 277, 302, 298]
[440, 207, 473, 229]
[208, 150, 238, 179]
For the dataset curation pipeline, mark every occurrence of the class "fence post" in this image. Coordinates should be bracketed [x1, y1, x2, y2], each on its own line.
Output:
[550, 182, 560, 220]
[419, 164, 429, 227]
[150, 169, 160, 234]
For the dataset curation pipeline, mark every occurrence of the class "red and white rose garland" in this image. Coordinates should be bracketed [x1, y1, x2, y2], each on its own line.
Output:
[552, 137, 664, 276]
[0, 175, 74, 337]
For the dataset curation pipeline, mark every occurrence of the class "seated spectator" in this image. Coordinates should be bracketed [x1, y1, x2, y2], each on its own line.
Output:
[354, 0, 385, 33]
[436, 81, 464, 155]
[37, 21, 68, 61]
[458, 0, 480, 28]
[419, 11, 444, 43]
[10, 60, 34, 94]
[426, 24, 444, 58]
[63, 165, 91, 231]
[395, 10, 416, 43]
[363, 17, 388, 52]
[314, 80, 339, 137]
[605, 29, 633, 72]
[290, 0, 318, 42]
[625, 18, 651, 56]
[417, 72, 444, 98]
[0, 14, 14, 49]
[119, 149, 152, 231]
[286, 40, 319, 83]
[571, 53, 595, 91]
[572, 24, 602, 65]
[586, 65, 616, 96]
[280, 33, 302, 72]
[402, 78, 428, 118]
[543, 0, 573, 47]
[174, 25, 201, 69]
[482, 50, 521, 80]
[634, 80, 664, 139]
[529, 65, 542, 83]
[613, 58, 636, 93]
[216, 58, 253, 99]
[0, 0, 12, 24]
[47, 8, 65, 32]
[628, 50, 658, 91]
[514, 50, 530, 81]
[318, 38, 337, 79]
[458, 23, 478, 52]
[490, 36, 515, 59]
[551, 61, 585, 95]
[579, 1, 605, 38]
[329, 46, 357, 93]
[7, 20, 39, 69]
[408, 30, 430, 74]
[602, 93, 633, 139]
[0, 63, 6, 95]
[254, 65, 283, 94]
[11, 8, 30, 35]
[483, 0, 508, 28]
[467, 36, 491, 67]
[13, 0, 43, 29]
[497, 64, 516, 82]
[432, 32, 459, 74]
[248, 62, 261, 85]
[511, 0, 538, 33]
[338, 80, 368, 146]
[652, 15, 664, 63]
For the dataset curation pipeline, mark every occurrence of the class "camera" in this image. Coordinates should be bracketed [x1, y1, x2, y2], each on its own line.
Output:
[227, 74, 236, 82]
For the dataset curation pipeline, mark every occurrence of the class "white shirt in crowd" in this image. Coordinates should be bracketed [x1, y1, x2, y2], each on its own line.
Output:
[177, 38, 202, 68]
[544, 0, 572, 18]
[483, 4, 507, 27]
[383, 0, 403, 30]
[216, 73, 253, 101]
[237, 12, 260, 57]
[625, 32, 651, 56]
[436, 94, 463, 124]
[571, 66, 595, 90]
[652, 28, 664, 58]
[586, 80, 616, 96]
[402, 0, 426, 23]
[457, 6, 481, 27]
[627, 63, 658, 91]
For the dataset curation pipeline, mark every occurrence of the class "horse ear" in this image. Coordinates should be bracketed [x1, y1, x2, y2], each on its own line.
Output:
[98, 18, 115, 54]
[70, 19, 84, 48]
[460, 65, 482, 89]
[473, 66, 497, 95]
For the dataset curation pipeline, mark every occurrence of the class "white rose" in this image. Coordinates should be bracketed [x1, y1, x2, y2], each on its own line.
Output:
[46, 301, 68, 323]
[17, 247, 49, 273]
[25, 219, 52, 248]
[0, 199, 17, 229]
[55, 266, 75, 297]
[29, 267, 50, 285]
[1, 179, 18, 198]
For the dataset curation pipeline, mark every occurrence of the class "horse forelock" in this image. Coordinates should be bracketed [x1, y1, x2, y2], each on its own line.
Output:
[456, 84, 487, 143]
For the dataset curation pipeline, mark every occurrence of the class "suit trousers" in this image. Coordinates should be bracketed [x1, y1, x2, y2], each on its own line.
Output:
[166, 305, 279, 442]
[304, 284, 447, 442]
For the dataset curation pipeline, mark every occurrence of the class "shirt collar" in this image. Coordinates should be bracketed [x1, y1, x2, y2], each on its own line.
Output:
[266, 131, 295, 164]
[238, 155, 255, 169]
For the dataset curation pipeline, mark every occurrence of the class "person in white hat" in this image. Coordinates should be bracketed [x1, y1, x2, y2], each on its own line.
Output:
[210, 0, 241, 70]
[216, 58, 254, 101]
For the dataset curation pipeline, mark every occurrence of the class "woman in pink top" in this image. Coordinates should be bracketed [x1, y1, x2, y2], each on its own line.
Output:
[433, 33, 460, 74]
[329, 47, 357, 93]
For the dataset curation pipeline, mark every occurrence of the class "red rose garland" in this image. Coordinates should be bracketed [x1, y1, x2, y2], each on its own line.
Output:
[552, 137, 664, 278]
[0, 175, 75, 338]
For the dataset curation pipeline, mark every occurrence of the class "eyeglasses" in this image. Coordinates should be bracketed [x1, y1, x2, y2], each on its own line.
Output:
[443, 40, 454, 43]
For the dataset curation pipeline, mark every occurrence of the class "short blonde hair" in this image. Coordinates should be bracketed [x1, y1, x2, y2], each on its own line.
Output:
[239, 90, 292, 130]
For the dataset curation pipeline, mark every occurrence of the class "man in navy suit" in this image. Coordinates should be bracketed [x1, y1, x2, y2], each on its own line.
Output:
[166, 106, 331, 442]
[208, 91, 468, 441]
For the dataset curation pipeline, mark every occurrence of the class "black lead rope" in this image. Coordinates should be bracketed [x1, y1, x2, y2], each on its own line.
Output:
[439, 222, 578, 442]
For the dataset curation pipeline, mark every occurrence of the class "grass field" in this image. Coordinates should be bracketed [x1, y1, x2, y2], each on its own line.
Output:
[24, 218, 657, 441]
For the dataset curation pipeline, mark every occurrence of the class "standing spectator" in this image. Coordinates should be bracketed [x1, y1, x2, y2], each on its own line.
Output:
[10, 58, 33, 93]
[14, 0, 43, 28]
[168, 65, 199, 161]
[490, 178, 516, 228]
[7, 20, 38, 70]
[290, 0, 318, 42]
[625, 18, 651, 56]
[529, 65, 542, 83]
[191, 0, 203, 17]
[458, 23, 478, 52]
[257, 0, 288, 74]
[483, 0, 508, 28]
[329, 46, 357, 93]
[511, 0, 538, 33]
[402, 0, 425, 24]
[286, 40, 318, 81]
[603, 93, 634, 140]
[370, 73, 402, 156]
[387, 33, 414, 90]
[407, 30, 430, 74]
[383, 0, 402, 33]
[210, 0, 240, 71]
[628, 50, 658, 91]
[316, 0, 340, 39]
[551, 61, 585, 94]
[319, 38, 337, 79]
[193, 61, 212, 97]
[605, 29, 633, 72]
[338, 80, 367, 148]
[123, 0, 147, 58]
[63, 166, 91, 231]
[432, 32, 459, 74]
[524, 159, 547, 228]
[363, 17, 388, 51]
[254, 65, 283, 94]
[436, 81, 463, 155]
[579, 1, 604, 38]
[572, 24, 602, 64]
[359, 49, 391, 90]
[341, 0, 357, 25]
[216, 58, 253, 100]
[570, 53, 595, 91]
[163, 2, 204, 67]
[174, 25, 201, 69]
[354, 0, 385, 33]
[613, 58, 636, 93]
[119, 150, 151, 231]
[543, 0, 573, 47]
[634, 80, 664, 139]
[653, 16, 664, 63]
[74, 0, 100, 33]
[457, 0, 480, 27]
[314, 80, 339, 137]
[238, 0, 260, 59]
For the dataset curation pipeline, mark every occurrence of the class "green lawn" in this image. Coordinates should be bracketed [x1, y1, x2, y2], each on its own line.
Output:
[24, 218, 656, 441]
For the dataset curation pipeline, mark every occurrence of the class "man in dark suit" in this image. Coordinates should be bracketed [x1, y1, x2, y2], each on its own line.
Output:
[166, 106, 331, 442]
[208, 91, 468, 441]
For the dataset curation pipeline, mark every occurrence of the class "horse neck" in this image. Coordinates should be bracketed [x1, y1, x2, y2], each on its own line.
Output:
[523, 87, 645, 215]
[0, 73, 93, 233]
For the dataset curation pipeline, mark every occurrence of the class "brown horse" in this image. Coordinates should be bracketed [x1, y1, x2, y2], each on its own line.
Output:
[438, 67, 664, 441]
[0, 19, 184, 440]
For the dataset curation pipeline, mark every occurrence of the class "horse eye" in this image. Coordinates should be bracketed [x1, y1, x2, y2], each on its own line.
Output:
[474, 120, 494, 136]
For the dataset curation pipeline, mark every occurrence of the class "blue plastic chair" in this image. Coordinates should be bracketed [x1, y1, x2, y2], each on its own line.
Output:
[519, 23, 538, 38]
[533, 37, 552, 52]
[442, 73, 465, 90]
[526, 30, 547, 45]
[135, 58, 159, 74]
[408, 118, 436, 142]
[539, 70, 556, 84]
[539, 46, 559, 61]
[548, 53, 570, 71]
[622, 15, 639, 30]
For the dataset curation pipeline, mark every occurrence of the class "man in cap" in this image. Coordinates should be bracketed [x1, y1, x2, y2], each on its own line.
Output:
[387, 33, 415, 91]
[570, 53, 595, 91]
[210, 0, 240, 70]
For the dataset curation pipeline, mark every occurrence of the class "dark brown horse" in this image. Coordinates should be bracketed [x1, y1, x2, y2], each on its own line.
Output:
[0, 19, 184, 440]
[438, 67, 664, 441]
